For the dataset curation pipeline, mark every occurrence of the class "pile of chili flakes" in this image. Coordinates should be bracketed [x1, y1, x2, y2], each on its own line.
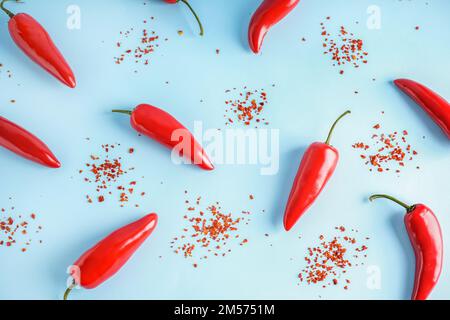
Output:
[114, 18, 162, 67]
[298, 226, 369, 290]
[353, 124, 420, 173]
[170, 192, 253, 267]
[79, 143, 146, 207]
[224, 87, 270, 127]
[321, 17, 368, 75]
[0, 208, 43, 252]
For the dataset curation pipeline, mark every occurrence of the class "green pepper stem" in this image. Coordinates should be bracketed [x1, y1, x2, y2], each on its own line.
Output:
[369, 194, 413, 212]
[180, 0, 204, 36]
[325, 110, 351, 145]
[0, 0, 18, 18]
[63, 282, 75, 301]
[112, 109, 132, 116]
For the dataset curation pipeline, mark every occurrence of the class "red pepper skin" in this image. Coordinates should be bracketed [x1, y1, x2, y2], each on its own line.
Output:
[394, 79, 450, 139]
[113, 105, 214, 171]
[248, 0, 300, 54]
[0, 116, 60, 168]
[7, 13, 76, 88]
[406, 204, 443, 300]
[283, 111, 350, 231]
[67, 214, 158, 297]
[284, 143, 337, 231]
[370, 195, 443, 300]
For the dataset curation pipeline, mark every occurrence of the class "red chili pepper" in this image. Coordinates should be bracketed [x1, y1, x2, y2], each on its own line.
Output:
[64, 214, 158, 300]
[0, 115, 60, 168]
[112, 104, 214, 171]
[369, 194, 443, 300]
[394, 79, 450, 139]
[0, 0, 76, 88]
[248, 0, 300, 54]
[164, 0, 204, 36]
[283, 110, 350, 231]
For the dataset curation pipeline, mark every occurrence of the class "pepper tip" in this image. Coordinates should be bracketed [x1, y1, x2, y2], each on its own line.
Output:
[393, 79, 407, 89]
[283, 220, 293, 232]
[201, 159, 215, 171]
[63, 75, 77, 89]
[48, 157, 61, 169]
[249, 43, 261, 54]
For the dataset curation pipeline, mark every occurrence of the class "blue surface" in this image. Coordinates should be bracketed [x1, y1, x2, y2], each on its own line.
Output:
[1, 0, 450, 300]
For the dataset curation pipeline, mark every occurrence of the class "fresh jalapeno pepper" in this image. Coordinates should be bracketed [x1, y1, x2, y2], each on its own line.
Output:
[369, 194, 443, 300]
[113, 104, 214, 171]
[0, 0, 76, 88]
[65, 214, 158, 300]
[248, 0, 301, 53]
[283, 110, 351, 231]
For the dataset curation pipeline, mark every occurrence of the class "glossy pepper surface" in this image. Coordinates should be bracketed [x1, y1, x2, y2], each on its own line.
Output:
[0, 115, 60, 168]
[394, 79, 450, 139]
[65, 214, 158, 300]
[0, 0, 76, 88]
[369, 195, 443, 300]
[112, 104, 214, 171]
[248, 0, 300, 54]
[283, 111, 350, 231]
[164, 0, 204, 36]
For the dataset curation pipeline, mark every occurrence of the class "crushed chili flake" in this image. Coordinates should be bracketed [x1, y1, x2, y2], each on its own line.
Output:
[114, 19, 161, 66]
[171, 192, 252, 267]
[0, 209, 43, 252]
[224, 87, 270, 127]
[353, 123, 420, 174]
[79, 143, 146, 207]
[320, 17, 368, 74]
[0, 63, 13, 79]
[298, 226, 369, 289]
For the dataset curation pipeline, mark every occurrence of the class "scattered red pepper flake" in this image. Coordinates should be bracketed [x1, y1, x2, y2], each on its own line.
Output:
[114, 20, 161, 66]
[353, 123, 420, 174]
[0, 209, 43, 252]
[171, 192, 253, 267]
[224, 87, 270, 127]
[0, 63, 13, 79]
[80, 143, 146, 207]
[320, 17, 369, 74]
[298, 226, 369, 290]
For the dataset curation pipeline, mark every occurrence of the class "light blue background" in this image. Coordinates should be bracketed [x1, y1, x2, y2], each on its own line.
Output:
[1, 0, 449, 300]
